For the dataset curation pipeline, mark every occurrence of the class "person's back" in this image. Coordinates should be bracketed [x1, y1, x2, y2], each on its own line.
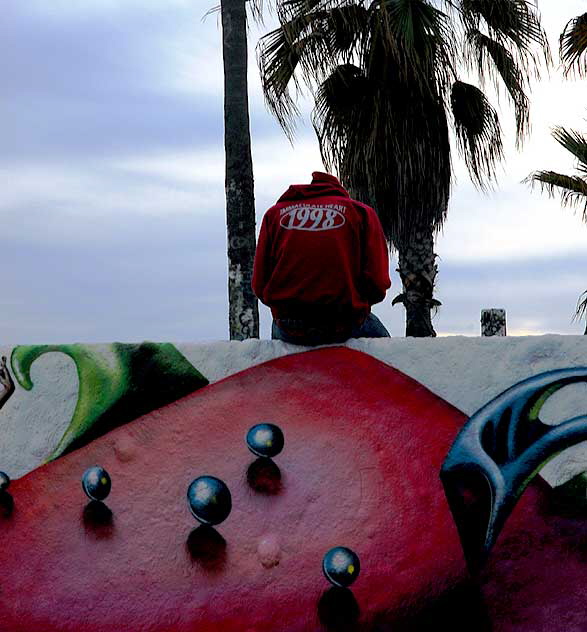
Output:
[252, 172, 391, 345]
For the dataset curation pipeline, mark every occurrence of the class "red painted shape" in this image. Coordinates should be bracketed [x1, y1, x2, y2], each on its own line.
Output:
[479, 480, 587, 631]
[0, 347, 469, 631]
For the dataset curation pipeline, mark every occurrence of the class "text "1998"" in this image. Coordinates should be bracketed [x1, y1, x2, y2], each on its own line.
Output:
[280, 207, 345, 231]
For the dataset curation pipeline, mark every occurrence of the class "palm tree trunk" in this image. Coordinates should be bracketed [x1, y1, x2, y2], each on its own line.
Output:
[221, 0, 259, 340]
[395, 225, 439, 337]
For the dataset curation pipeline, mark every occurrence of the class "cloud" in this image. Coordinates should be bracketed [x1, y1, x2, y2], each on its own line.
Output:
[0, 2, 287, 163]
[430, 255, 587, 337]
[0, 205, 231, 343]
[436, 180, 587, 263]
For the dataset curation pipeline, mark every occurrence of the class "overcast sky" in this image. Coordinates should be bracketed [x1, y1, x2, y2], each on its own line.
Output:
[2, 0, 587, 343]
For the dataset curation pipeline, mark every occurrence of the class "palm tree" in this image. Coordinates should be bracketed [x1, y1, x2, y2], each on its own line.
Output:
[528, 12, 587, 331]
[221, 0, 261, 339]
[257, 0, 550, 336]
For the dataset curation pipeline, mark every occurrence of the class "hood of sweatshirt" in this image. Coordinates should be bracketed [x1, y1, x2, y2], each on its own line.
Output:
[276, 172, 350, 203]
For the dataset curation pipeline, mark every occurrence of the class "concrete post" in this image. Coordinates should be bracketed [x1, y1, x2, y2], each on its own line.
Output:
[481, 309, 506, 337]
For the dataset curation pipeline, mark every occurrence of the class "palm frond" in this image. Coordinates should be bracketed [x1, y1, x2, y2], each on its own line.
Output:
[560, 13, 587, 78]
[467, 29, 530, 146]
[528, 170, 587, 220]
[460, 0, 551, 70]
[451, 80, 503, 188]
[278, 0, 368, 62]
[248, 0, 266, 24]
[551, 126, 587, 176]
[257, 27, 305, 137]
[202, 4, 220, 21]
[277, 0, 355, 22]
[313, 64, 371, 142]
[313, 64, 372, 197]
[257, 2, 369, 138]
[574, 290, 587, 325]
[371, 0, 457, 97]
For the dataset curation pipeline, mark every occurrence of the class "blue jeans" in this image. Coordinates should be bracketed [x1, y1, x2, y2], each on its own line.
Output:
[271, 313, 390, 346]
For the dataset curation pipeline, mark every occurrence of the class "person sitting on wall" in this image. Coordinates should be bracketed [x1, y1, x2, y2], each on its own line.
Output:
[252, 171, 391, 345]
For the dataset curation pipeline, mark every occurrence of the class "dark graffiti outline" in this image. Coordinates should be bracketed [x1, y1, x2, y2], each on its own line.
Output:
[0, 356, 14, 410]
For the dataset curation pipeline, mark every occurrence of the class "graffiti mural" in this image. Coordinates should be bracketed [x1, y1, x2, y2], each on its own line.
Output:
[0, 356, 14, 410]
[442, 367, 587, 571]
[0, 347, 471, 630]
[0, 340, 299, 479]
[11, 343, 208, 459]
[1, 339, 587, 628]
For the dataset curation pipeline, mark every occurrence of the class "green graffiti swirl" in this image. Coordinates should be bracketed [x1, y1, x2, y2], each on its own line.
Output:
[11, 343, 208, 460]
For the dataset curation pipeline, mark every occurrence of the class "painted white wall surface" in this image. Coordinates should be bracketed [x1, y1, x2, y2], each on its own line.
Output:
[2, 336, 587, 486]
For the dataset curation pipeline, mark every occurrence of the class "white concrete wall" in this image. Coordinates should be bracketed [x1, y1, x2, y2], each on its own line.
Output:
[2, 336, 587, 485]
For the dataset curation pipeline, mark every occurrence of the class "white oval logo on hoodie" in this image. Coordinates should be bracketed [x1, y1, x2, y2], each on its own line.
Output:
[279, 205, 346, 231]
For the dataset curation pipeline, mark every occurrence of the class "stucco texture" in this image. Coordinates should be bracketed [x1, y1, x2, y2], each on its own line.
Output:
[2, 336, 587, 484]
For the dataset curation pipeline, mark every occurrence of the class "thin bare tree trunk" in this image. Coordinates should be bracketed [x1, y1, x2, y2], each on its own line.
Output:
[394, 225, 439, 337]
[221, 0, 259, 340]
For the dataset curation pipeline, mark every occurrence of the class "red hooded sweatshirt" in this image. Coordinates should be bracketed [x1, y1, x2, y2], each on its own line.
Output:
[252, 172, 391, 328]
